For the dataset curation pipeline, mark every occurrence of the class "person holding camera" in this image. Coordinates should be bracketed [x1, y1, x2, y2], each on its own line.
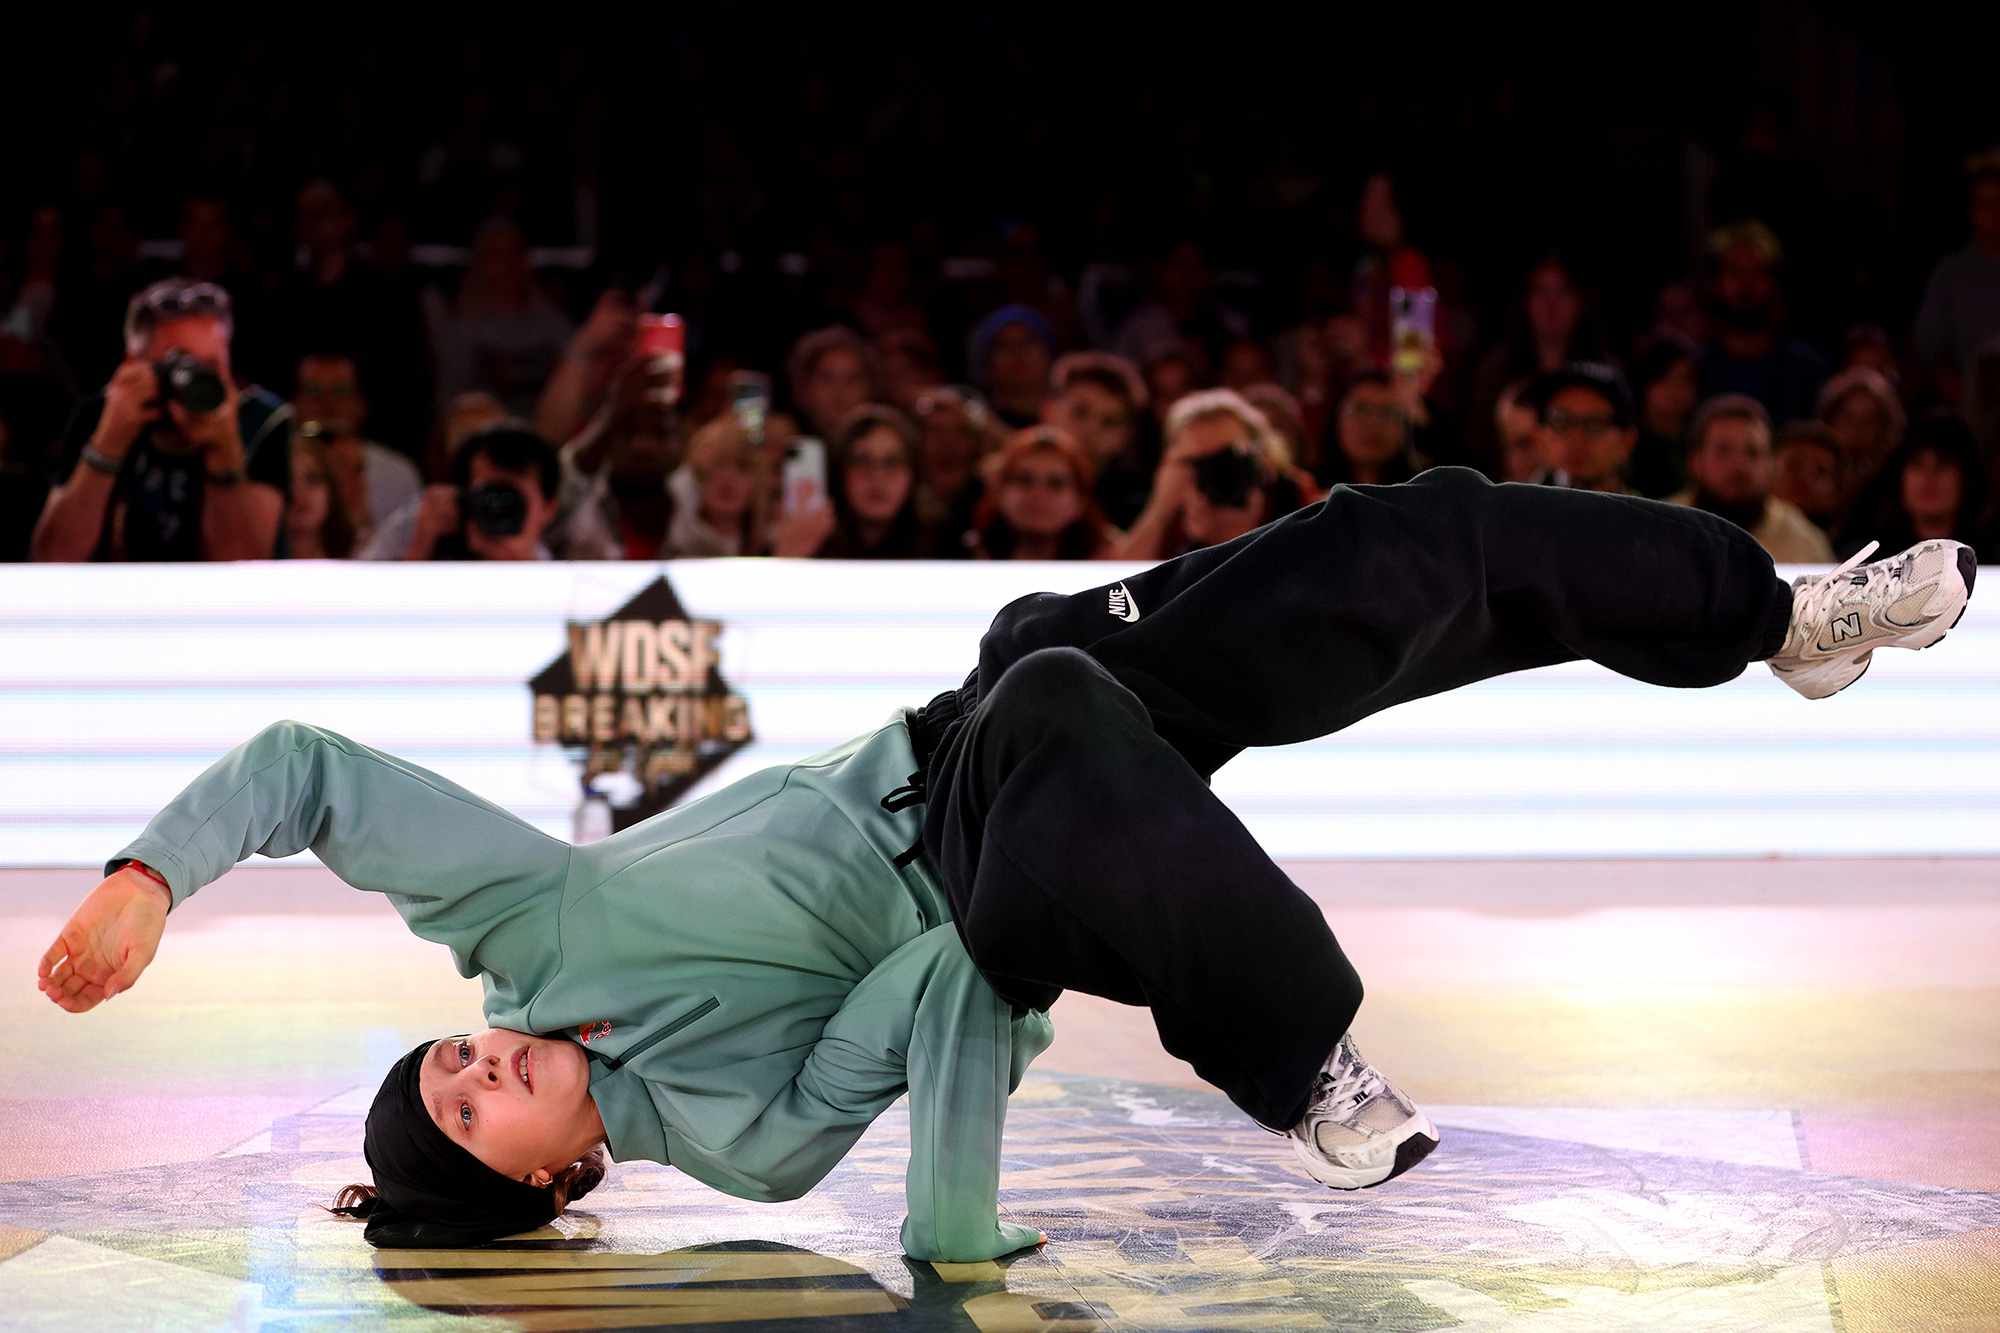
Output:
[31, 279, 290, 561]
[362, 424, 561, 561]
[1112, 389, 1309, 562]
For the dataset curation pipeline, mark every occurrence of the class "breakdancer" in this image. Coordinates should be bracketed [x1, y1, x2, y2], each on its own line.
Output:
[36, 466, 1976, 1258]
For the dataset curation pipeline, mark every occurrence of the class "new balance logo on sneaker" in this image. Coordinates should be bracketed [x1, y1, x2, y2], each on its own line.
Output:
[1768, 539, 1977, 699]
[1107, 583, 1140, 622]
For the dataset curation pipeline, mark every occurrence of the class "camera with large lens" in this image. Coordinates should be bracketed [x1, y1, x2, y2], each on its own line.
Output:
[152, 349, 227, 415]
[1191, 445, 1264, 508]
[460, 481, 528, 538]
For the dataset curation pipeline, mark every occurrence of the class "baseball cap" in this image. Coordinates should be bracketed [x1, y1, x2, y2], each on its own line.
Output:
[1526, 361, 1636, 429]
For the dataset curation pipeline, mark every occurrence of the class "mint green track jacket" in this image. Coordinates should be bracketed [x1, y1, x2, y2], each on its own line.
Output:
[105, 717, 1056, 1262]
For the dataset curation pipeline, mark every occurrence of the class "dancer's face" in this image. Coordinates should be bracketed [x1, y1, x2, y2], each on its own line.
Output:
[418, 1028, 599, 1185]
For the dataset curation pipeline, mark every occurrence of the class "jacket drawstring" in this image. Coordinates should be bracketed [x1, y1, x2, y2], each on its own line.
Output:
[880, 769, 928, 867]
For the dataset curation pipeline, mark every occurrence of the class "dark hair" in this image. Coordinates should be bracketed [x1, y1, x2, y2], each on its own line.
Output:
[972, 425, 1112, 559]
[1339, 369, 1395, 405]
[1630, 335, 1698, 400]
[1775, 420, 1840, 461]
[290, 424, 361, 559]
[452, 424, 560, 503]
[321, 1145, 610, 1229]
[822, 403, 927, 558]
[1838, 410, 1990, 551]
[786, 326, 876, 403]
[1688, 394, 1772, 454]
[1050, 351, 1148, 414]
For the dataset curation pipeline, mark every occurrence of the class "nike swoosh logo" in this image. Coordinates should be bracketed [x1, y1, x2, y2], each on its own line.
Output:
[1108, 583, 1140, 622]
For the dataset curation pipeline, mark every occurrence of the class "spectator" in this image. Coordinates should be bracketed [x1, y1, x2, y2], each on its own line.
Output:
[1816, 366, 1906, 512]
[426, 217, 574, 417]
[1913, 149, 2000, 413]
[1668, 394, 1832, 563]
[1113, 238, 1246, 369]
[849, 241, 928, 339]
[970, 305, 1056, 429]
[1523, 362, 1639, 495]
[1696, 220, 1829, 426]
[423, 390, 509, 484]
[1650, 278, 1710, 350]
[32, 279, 289, 561]
[1773, 421, 1847, 536]
[1840, 323, 1901, 384]
[911, 385, 1000, 555]
[1220, 337, 1276, 391]
[1042, 351, 1153, 528]
[1837, 412, 1995, 563]
[283, 420, 362, 560]
[1115, 389, 1306, 562]
[970, 425, 1117, 560]
[662, 415, 773, 558]
[875, 327, 944, 413]
[779, 404, 929, 558]
[2, 205, 65, 348]
[548, 353, 687, 561]
[1139, 339, 1205, 432]
[1469, 255, 1605, 472]
[786, 326, 875, 439]
[293, 352, 421, 548]
[1242, 383, 1307, 469]
[1493, 381, 1543, 483]
[1626, 336, 1700, 499]
[531, 288, 640, 448]
[371, 424, 562, 561]
[1318, 371, 1432, 488]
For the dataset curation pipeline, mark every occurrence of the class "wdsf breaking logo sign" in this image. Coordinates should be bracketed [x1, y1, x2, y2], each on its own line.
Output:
[528, 575, 752, 833]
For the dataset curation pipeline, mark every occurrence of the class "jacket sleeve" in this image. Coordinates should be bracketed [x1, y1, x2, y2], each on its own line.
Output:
[105, 719, 571, 976]
[713, 924, 1052, 1263]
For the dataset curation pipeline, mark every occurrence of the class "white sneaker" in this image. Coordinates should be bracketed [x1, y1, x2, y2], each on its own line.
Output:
[1767, 539, 1977, 700]
[1287, 1033, 1439, 1190]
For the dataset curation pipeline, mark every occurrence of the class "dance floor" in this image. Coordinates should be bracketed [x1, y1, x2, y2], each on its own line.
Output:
[2, 858, 1996, 1331]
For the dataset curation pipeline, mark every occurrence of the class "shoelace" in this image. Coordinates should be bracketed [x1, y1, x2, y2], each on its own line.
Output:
[1789, 539, 1887, 650]
[1310, 1039, 1387, 1117]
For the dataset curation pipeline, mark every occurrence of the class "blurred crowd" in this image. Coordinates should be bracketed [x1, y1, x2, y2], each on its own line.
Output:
[5, 152, 1999, 569]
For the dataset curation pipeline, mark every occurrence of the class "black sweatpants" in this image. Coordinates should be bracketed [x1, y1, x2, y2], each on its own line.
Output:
[915, 467, 1796, 1133]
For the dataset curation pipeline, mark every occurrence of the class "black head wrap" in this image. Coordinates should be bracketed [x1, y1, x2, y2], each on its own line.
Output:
[328, 1037, 564, 1247]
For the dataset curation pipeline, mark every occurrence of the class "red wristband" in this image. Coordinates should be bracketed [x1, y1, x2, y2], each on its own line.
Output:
[123, 860, 170, 892]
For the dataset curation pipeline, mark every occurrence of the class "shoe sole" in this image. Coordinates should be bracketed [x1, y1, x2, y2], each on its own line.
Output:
[1291, 1111, 1440, 1190]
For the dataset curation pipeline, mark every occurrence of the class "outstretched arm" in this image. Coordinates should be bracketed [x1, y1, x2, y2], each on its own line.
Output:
[103, 719, 571, 972]
[705, 924, 1054, 1263]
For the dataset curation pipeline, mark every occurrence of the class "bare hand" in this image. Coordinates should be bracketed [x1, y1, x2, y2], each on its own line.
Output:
[572, 290, 638, 364]
[37, 866, 168, 1013]
[769, 493, 836, 557]
[94, 359, 163, 458]
[410, 484, 461, 557]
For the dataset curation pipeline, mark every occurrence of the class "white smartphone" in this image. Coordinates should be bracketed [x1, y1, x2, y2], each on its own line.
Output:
[780, 438, 828, 516]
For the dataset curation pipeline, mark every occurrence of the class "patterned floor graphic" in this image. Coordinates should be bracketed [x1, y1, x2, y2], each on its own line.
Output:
[3, 1071, 1996, 1331]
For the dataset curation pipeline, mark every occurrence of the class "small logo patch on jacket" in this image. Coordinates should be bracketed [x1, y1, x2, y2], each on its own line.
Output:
[578, 1019, 613, 1044]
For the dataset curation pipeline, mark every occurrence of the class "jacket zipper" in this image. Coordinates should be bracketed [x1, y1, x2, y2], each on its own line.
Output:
[602, 996, 719, 1073]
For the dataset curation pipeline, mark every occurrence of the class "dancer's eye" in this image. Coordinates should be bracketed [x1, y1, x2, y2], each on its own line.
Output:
[458, 1038, 471, 1066]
